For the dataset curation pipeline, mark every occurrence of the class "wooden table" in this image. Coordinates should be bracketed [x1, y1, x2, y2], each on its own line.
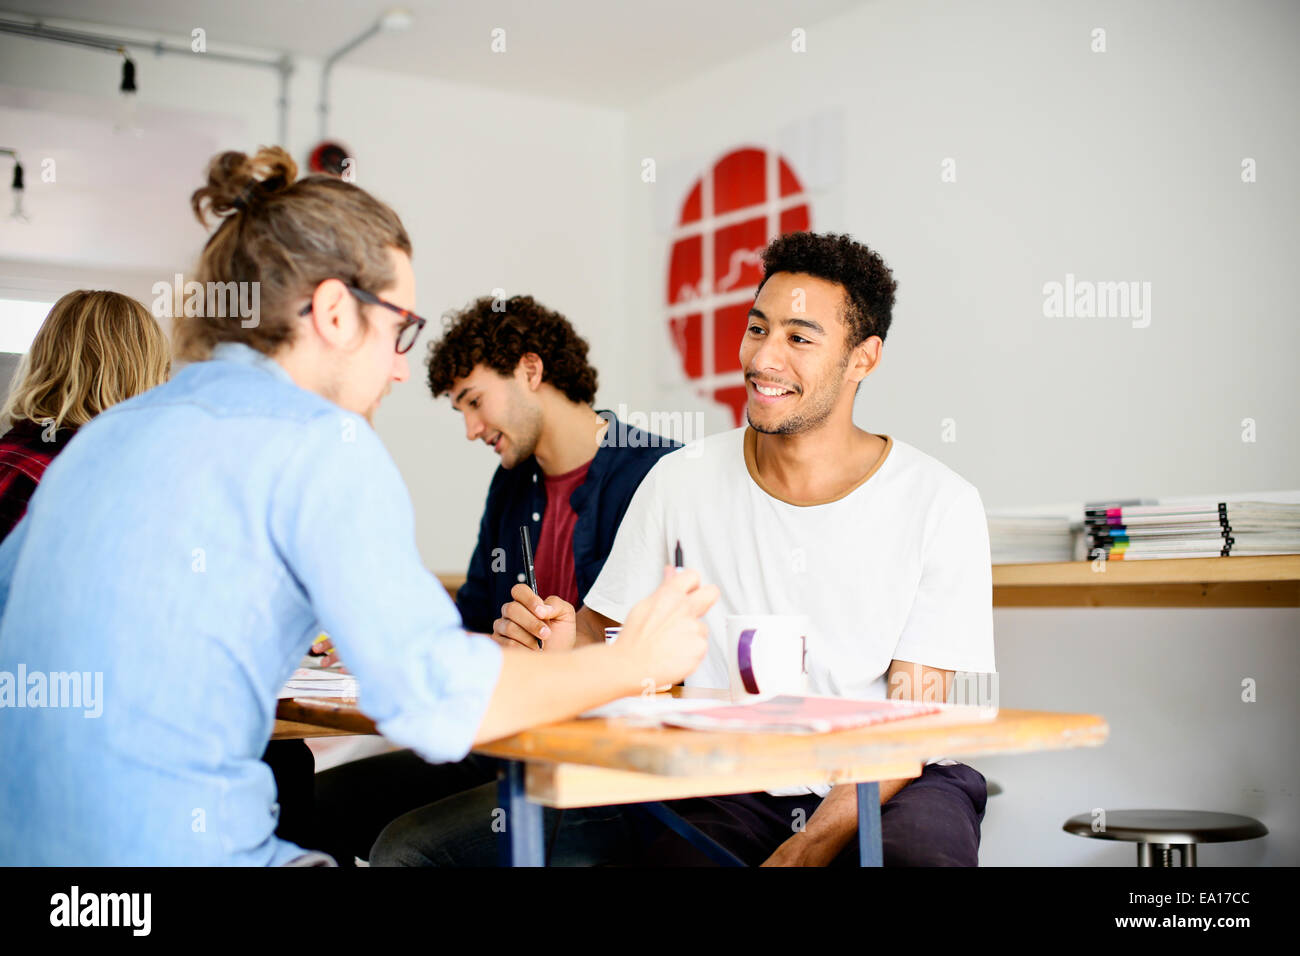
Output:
[275, 690, 1108, 866]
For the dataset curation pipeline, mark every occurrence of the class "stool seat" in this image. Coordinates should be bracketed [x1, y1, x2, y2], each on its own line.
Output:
[1064, 809, 1267, 866]
[1063, 809, 1268, 845]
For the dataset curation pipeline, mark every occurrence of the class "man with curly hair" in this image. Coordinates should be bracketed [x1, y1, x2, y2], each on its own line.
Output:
[423, 294, 679, 636]
[312, 294, 680, 865]
[479, 231, 997, 867]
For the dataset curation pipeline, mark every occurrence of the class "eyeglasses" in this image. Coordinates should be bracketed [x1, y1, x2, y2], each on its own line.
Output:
[298, 285, 428, 354]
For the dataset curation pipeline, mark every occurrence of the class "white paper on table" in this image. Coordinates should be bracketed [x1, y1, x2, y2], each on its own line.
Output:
[578, 695, 727, 722]
[278, 667, 359, 699]
[927, 702, 1000, 721]
[297, 656, 346, 671]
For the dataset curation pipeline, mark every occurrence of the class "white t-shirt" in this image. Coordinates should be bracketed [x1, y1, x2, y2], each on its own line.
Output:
[582, 426, 996, 796]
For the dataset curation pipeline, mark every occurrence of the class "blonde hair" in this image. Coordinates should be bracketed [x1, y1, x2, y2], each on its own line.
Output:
[3, 290, 171, 430]
[177, 145, 412, 361]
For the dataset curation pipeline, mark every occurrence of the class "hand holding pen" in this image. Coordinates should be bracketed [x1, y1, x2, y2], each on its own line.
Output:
[488, 525, 578, 652]
[519, 526, 544, 649]
[491, 536, 690, 653]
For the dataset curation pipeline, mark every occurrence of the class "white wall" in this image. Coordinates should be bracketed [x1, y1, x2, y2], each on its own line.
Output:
[313, 68, 627, 580]
[0, 25, 626, 575]
[975, 608, 1296, 866]
[622, 0, 1299, 864]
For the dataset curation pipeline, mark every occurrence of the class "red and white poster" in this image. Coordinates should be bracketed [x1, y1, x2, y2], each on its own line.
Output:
[657, 113, 844, 426]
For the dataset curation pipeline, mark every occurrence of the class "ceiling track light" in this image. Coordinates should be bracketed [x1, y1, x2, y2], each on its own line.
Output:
[1, 147, 28, 222]
[115, 47, 139, 133]
[119, 47, 137, 94]
[0, 17, 295, 145]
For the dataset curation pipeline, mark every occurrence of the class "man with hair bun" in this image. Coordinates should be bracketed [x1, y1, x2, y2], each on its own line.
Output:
[0, 146, 716, 866]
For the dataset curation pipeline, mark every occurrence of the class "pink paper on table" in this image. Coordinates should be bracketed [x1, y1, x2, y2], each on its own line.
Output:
[660, 695, 942, 734]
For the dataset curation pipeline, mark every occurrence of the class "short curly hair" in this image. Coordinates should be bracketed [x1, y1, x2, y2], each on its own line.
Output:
[426, 295, 598, 404]
[756, 232, 898, 350]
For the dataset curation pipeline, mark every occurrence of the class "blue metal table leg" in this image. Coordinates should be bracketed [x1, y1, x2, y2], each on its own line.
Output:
[857, 781, 882, 867]
[497, 760, 545, 867]
[639, 801, 747, 866]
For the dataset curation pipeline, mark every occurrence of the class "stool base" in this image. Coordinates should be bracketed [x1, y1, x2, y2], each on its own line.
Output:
[1137, 842, 1197, 867]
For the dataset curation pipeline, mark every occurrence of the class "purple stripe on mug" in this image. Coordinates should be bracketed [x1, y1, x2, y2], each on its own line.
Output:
[737, 628, 760, 694]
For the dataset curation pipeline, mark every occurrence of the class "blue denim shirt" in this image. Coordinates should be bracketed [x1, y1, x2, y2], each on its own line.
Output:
[0, 343, 501, 865]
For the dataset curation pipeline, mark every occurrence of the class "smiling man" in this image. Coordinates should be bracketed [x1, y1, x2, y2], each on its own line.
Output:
[482, 230, 998, 867]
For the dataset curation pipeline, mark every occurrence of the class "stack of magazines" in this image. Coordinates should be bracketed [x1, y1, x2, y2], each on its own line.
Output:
[1085, 500, 1300, 560]
[987, 515, 1077, 565]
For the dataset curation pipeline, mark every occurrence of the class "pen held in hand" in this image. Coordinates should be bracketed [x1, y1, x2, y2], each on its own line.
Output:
[519, 525, 544, 649]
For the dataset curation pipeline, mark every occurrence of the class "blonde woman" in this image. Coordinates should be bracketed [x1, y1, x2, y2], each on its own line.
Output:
[0, 290, 169, 539]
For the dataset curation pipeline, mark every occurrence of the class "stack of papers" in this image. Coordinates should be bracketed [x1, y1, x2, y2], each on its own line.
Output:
[277, 667, 358, 700]
[986, 515, 1078, 565]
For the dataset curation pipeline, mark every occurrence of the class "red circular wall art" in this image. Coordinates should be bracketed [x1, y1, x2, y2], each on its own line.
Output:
[666, 147, 811, 424]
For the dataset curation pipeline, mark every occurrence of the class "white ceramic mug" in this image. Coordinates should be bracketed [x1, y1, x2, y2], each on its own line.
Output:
[724, 615, 809, 702]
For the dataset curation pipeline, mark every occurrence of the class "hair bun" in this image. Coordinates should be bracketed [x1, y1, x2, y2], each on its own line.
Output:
[191, 146, 299, 226]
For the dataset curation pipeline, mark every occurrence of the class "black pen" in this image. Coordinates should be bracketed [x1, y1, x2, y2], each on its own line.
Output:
[674, 539, 683, 569]
[519, 525, 544, 649]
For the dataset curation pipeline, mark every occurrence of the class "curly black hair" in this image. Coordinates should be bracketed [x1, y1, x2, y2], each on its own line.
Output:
[426, 294, 598, 404]
[756, 232, 898, 349]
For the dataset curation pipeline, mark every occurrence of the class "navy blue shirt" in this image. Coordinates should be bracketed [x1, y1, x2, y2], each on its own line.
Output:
[455, 411, 681, 632]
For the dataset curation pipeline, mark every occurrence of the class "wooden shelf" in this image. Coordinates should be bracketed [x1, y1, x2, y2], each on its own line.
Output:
[439, 558, 1300, 609]
[993, 555, 1300, 607]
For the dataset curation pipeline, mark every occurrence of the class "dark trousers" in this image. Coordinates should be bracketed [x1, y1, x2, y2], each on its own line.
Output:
[260, 739, 317, 850]
[640, 762, 988, 866]
[367, 760, 987, 867]
[311, 748, 499, 865]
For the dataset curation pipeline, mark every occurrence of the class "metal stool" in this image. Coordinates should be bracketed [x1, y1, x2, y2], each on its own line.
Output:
[1063, 809, 1267, 866]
